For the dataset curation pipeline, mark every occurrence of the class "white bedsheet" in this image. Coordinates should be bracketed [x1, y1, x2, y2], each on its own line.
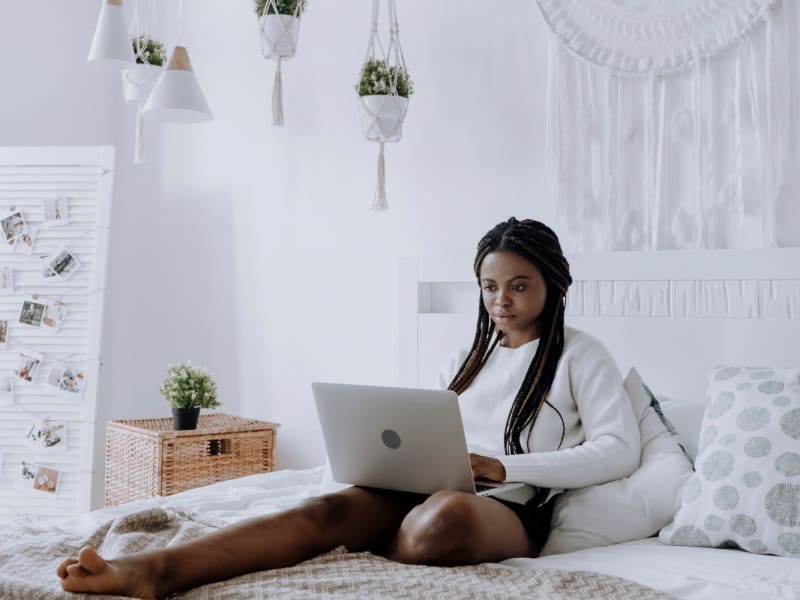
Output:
[507, 538, 800, 600]
[14, 467, 796, 600]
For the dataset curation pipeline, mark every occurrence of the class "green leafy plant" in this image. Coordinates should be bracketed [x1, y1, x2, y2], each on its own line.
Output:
[131, 34, 166, 67]
[253, 0, 307, 16]
[160, 362, 220, 410]
[357, 59, 414, 98]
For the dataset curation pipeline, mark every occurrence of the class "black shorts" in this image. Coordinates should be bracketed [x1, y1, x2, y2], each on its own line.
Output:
[493, 489, 556, 554]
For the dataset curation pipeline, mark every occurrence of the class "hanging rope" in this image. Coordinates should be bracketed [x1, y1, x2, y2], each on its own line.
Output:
[358, 0, 411, 211]
[259, 0, 304, 126]
[134, 108, 146, 163]
[373, 141, 388, 211]
[128, 0, 163, 163]
[273, 56, 284, 126]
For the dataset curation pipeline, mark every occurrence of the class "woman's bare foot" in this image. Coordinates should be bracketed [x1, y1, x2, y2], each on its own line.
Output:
[57, 546, 165, 599]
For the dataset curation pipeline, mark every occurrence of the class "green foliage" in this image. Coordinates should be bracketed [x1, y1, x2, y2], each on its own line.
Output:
[160, 362, 220, 409]
[253, 0, 307, 16]
[131, 34, 166, 67]
[357, 59, 414, 98]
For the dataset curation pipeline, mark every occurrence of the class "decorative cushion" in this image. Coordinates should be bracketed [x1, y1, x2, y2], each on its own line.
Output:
[541, 368, 693, 555]
[660, 366, 800, 557]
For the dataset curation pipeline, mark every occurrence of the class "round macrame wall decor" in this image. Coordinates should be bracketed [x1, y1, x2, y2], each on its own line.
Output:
[537, 0, 779, 74]
[537, 0, 794, 251]
[356, 0, 413, 211]
[256, 0, 306, 125]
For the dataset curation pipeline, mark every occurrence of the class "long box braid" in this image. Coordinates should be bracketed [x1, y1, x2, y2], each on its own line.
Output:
[448, 218, 573, 455]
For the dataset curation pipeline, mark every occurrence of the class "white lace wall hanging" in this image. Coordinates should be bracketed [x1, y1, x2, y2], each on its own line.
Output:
[538, 0, 798, 251]
[257, 0, 306, 126]
[357, 0, 413, 211]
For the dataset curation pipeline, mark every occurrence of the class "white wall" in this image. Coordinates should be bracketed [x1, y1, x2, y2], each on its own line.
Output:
[158, 0, 554, 470]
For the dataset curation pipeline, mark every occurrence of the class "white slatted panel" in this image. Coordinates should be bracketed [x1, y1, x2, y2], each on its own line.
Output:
[0, 147, 113, 520]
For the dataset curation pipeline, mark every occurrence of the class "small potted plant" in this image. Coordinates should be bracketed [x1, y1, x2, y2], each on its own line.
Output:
[255, 0, 307, 58]
[357, 58, 413, 141]
[160, 362, 220, 430]
[122, 34, 166, 104]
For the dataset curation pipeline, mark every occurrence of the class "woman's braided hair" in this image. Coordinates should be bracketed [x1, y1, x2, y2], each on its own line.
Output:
[448, 218, 572, 454]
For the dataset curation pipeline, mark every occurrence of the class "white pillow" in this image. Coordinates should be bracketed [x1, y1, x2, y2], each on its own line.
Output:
[541, 367, 693, 556]
[660, 366, 800, 557]
[655, 394, 705, 463]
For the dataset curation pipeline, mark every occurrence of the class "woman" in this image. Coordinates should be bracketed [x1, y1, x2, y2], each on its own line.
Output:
[57, 217, 639, 599]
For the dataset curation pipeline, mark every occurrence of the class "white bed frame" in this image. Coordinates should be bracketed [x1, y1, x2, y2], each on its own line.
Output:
[399, 248, 800, 423]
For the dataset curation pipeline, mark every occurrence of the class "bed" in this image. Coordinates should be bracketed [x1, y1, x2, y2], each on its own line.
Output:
[1, 248, 798, 599]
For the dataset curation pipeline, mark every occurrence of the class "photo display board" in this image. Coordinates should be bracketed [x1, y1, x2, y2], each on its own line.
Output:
[0, 147, 113, 520]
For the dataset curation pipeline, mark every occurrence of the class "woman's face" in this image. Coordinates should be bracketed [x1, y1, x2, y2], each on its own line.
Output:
[479, 251, 548, 348]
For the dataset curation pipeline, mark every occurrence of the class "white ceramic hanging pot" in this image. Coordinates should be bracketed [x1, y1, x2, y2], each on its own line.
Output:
[121, 63, 162, 104]
[259, 14, 300, 58]
[359, 95, 409, 142]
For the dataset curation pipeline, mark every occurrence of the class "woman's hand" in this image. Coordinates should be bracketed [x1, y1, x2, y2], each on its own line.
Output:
[469, 453, 506, 482]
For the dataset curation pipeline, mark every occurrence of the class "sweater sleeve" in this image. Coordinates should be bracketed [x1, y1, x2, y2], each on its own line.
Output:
[497, 335, 641, 490]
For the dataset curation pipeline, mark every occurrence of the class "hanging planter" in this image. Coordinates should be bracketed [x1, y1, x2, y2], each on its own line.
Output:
[255, 0, 307, 125]
[124, 1, 166, 165]
[357, 0, 413, 211]
[358, 59, 412, 142]
[121, 34, 165, 104]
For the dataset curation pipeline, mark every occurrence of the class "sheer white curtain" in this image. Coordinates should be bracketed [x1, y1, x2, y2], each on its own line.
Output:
[539, 0, 799, 251]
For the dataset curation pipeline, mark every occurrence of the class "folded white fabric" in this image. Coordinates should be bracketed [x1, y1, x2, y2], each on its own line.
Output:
[541, 367, 693, 556]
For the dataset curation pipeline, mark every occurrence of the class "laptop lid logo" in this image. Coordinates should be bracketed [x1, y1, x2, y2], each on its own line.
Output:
[381, 429, 401, 449]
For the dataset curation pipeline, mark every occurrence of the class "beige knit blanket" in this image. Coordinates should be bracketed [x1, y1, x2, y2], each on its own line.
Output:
[0, 507, 673, 599]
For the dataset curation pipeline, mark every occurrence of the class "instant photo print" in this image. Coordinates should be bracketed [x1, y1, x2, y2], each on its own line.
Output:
[43, 196, 69, 227]
[33, 465, 61, 494]
[0, 320, 8, 349]
[13, 226, 37, 255]
[19, 298, 46, 327]
[46, 363, 86, 397]
[15, 461, 61, 495]
[14, 350, 43, 384]
[47, 248, 81, 281]
[41, 299, 66, 332]
[25, 418, 67, 451]
[1, 208, 27, 245]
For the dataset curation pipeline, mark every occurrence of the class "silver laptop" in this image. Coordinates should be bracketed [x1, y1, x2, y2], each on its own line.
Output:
[311, 382, 534, 504]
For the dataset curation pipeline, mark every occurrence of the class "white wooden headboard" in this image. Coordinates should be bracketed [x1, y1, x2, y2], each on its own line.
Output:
[399, 249, 800, 410]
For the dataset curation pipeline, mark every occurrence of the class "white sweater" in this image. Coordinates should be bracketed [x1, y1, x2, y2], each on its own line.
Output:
[438, 327, 640, 491]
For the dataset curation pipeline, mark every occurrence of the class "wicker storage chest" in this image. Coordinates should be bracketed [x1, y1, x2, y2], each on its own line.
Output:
[104, 413, 278, 507]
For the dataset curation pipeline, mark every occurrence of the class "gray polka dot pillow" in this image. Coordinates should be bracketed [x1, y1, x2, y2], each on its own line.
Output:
[659, 366, 800, 557]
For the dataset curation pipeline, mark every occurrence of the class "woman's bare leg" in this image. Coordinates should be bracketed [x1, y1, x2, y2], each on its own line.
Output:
[387, 490, 534, 565]
[57, 487, 421, 599]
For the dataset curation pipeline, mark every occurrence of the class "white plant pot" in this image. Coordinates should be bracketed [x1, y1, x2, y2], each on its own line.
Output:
[259, 14, 300, 58]
[121, 63, 161, 104]
[359, 95, 409, 142]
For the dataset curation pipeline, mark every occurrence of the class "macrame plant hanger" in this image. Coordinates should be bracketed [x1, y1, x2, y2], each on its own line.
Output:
[259, 0, 304, 126]
[358, 0, 409, 211]
[124, 0, 162, 163]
